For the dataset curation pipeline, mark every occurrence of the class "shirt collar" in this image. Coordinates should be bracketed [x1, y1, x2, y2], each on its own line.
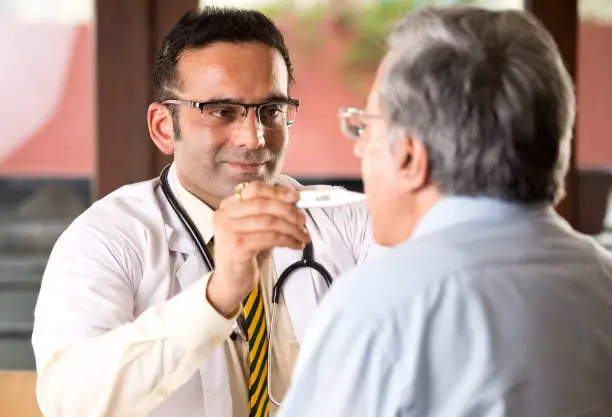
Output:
[411, 195, 551, 241]
[171, 166, 215, 244]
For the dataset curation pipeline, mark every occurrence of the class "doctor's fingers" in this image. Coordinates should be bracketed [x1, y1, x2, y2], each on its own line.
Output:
[220, 181, 298, 208]
[219, 197, 306, 225]
[223, 229, 309, 252]
[218, 215, 310, 244]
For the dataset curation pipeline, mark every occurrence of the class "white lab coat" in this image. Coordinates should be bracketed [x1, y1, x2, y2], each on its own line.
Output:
[32, 173, 376, 417]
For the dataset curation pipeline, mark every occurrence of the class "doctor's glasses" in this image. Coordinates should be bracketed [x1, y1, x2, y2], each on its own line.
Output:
[163, 98, 299, 131]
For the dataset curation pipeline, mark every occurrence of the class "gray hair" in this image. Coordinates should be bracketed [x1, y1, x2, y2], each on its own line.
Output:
[379, 6, 576, 204]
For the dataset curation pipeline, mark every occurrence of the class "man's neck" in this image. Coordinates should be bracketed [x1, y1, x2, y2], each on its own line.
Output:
[385, 187, 442, 246]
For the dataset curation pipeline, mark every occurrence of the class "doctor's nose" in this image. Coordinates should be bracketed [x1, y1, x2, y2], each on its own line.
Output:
[233, 110, 265, 149]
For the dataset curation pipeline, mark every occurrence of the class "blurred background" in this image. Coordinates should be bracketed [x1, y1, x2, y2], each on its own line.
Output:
[0, 0, 609, 381]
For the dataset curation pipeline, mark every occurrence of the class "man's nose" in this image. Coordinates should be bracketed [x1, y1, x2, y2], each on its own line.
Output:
[233, 109, 264, 149]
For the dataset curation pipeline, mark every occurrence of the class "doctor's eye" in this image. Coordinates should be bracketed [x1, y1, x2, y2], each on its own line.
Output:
[201, 104, 242, 124]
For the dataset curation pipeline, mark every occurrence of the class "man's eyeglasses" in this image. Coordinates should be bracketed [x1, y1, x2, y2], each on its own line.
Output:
[163, 98, 299, 130]
[338, 107, 382, 140]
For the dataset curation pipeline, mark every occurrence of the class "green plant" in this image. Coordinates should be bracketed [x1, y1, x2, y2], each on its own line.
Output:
[340, 0, 479, 95]
[259, 0, 479, 96]
[339, 1, 416, 95]
[259, 1, 328, 59]
[258, 1, 288, 18]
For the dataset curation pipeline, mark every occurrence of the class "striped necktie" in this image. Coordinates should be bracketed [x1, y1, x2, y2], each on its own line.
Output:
[243, 285, 269, 417]
[207, 238, 269, 417]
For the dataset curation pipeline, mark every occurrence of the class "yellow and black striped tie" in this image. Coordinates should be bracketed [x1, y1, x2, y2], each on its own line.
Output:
[208, 237, 269, 416]
[243, 285, 269, 417]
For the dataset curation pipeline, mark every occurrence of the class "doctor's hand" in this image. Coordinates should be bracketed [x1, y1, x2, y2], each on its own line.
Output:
[206, 181, 311, 317]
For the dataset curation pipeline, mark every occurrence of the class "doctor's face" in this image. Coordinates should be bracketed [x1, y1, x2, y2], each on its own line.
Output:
[150, 41, 291, 208]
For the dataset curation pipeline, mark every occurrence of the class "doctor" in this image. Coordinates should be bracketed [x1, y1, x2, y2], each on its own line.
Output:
[31, 6, 373, 417]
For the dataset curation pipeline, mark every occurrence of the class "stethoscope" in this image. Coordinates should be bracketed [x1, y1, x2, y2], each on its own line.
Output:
[159, 164, 333, 406]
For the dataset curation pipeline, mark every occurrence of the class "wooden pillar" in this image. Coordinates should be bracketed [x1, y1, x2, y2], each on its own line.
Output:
[525, 0, 578, 225]
[95, 0, 199, 199]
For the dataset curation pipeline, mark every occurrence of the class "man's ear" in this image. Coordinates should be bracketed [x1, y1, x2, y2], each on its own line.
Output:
[148, 103, 175, 155]
[392, 134, 429, 192]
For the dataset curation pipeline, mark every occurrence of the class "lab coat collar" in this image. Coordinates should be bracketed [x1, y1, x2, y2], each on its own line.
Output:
[156, 165, 199, 257]
[171, 166, 215, 245]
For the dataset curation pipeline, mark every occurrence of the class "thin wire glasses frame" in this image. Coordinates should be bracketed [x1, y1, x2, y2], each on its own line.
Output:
[163, 98, 300, 130]
[338, 106, 383, 140]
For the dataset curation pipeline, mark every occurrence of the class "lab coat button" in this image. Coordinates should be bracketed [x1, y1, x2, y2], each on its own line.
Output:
[156, 387, 168, 399]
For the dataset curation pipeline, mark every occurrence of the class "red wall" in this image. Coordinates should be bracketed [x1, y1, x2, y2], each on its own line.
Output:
[576, 21, 612, 168]
[0, 25, 94, 178]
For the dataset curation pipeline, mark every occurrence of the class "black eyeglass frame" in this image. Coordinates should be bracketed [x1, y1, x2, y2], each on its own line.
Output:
[162, 98, 300, 128]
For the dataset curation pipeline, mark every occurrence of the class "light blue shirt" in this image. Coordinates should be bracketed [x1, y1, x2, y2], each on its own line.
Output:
[277, 197, 612, 417]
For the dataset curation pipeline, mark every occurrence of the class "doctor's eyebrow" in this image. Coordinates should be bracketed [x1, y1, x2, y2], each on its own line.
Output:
[202, 93, 292, 104]
[260, 92, 292, 102]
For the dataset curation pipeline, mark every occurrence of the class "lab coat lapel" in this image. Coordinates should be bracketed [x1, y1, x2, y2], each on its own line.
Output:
[174, 250, 206, 291]
[156, 171, 233, 417]
[166, 226, 232, 417]
[156, 170, 205, 290]
[159, 189, 203, 291]
[170, 239, 231, 417]
[156, 169, 198, 258]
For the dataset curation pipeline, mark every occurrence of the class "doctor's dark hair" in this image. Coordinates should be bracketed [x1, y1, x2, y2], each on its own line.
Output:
[152, 6, 294, 104]
[380, 7, 575, 204]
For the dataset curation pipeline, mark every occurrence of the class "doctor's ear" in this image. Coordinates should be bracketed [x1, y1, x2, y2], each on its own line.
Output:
[148, 102, 176, 155]
[392, 134, 429, 191]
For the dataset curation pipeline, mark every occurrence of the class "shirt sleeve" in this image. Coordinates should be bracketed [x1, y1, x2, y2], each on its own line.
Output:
[31, 220, 235, 417]
[276, 289, 412, 417]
